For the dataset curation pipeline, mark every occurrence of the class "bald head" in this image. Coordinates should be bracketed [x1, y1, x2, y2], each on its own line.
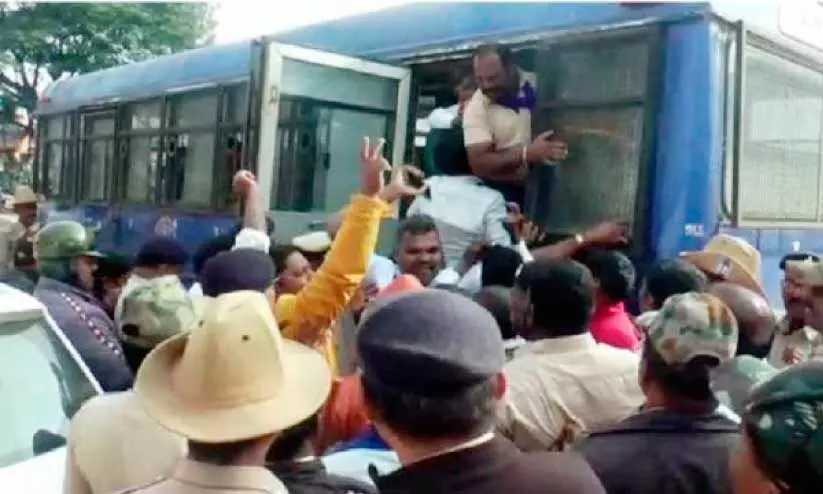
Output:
[708, 282, 775, 355]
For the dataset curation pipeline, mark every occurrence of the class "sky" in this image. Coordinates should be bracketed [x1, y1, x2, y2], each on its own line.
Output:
[213, 0, 410, 45]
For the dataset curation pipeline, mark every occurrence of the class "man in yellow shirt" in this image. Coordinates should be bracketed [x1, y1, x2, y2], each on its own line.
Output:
[201, 137, 425, 373]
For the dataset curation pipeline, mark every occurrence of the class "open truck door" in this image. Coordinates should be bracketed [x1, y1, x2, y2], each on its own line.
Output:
[254, 41, 411, 249]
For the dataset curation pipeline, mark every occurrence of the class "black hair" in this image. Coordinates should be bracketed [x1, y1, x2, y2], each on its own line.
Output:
[270, 245, 302, 276]
[192, 233, 235, 277]
[265, 414, 318, 462]
[780, 252, 820, 271]
[476, 286, 516, 340]
[95, 254, 132, 280]
[473, 43, 513, 68]
[361, 374, 497, 439]
[428, 126, 471, 176]
[395, 214, 439, 245]
[515, 259, 595, 337]
[481, 245, 522, 288]
[134, 237, 188, 268]
[643, 339, 716, 402]
[643, 259, 708, 309]
[188, 438, 263, 466]
[579, 249, 636, 303]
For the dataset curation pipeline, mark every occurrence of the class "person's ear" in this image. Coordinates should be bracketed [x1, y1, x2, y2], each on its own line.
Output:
[492, 372, 507, 400]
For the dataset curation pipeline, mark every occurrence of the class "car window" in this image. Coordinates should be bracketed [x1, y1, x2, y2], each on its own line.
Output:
[0, 316, 97, 468]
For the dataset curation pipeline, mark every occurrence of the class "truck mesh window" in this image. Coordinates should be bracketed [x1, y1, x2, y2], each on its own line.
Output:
[528, 33, 655, 237]
[737, 45, 823, 222]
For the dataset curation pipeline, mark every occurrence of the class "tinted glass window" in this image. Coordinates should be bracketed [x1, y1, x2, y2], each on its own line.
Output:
[736, 45, 823, 222]
[0, 317, 96, 467]
[530, 32, 654, 236]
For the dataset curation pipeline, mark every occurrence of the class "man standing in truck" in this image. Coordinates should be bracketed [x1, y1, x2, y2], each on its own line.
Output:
[463, 43, 569, 207]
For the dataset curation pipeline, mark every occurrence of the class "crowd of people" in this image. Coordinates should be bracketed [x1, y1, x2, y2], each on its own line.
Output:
[0, 43, 821, 494]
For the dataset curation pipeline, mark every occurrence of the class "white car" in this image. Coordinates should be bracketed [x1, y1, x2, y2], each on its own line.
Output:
[0, 283, 101, 493]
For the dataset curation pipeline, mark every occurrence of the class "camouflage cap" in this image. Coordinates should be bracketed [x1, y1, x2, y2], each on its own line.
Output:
[647, 292, 738, 367]
[120, 275, 198, 350]
[744, 361, 823, 484]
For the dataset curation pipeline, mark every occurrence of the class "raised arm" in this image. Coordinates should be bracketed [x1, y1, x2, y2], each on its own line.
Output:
[278, 138, 426, 345]
[231, 170, 271, 252]
[530, 220, 630, 260]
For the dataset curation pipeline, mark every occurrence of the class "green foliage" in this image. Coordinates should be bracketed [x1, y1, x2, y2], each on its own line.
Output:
[0, 2, 215, 124]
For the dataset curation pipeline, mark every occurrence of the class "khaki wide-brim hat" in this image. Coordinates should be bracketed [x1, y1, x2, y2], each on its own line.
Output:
[134, 290, 332, 443]
[680, 233, 766, 299]
[12, 185, 38, 206]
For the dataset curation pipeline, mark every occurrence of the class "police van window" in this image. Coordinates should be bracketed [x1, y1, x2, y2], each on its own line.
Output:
[530, 32, 654, 237]
[41, 116, 68, 199]
[0, 316, 96, 467]
[80, 113, 115, 201]
[215, 83, 249, 209]
[224, 83, 248, 124]
[166, 90, 218, 207]
[124, 101, 162, 203]
[736, 45, 823, 222]
[272, 59, 397, 213]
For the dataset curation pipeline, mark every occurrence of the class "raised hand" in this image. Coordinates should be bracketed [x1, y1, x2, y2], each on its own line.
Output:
[232, 170, 257, 198]
[380, 163, 428, 204]
[583, 220, 630, 246]
[359, 137, 391, 197]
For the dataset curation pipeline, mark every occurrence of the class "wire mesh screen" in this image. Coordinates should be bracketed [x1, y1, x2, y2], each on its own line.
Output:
[529, 35, 652, 235]
[738, 46, 823, 222]
[549, 41, 650, 103]
[530, 108, 645, 234]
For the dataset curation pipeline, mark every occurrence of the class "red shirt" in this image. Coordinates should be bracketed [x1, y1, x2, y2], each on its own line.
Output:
[590, 302, 641, 351]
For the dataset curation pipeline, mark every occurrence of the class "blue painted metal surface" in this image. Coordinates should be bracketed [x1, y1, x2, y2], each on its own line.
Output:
[272, 2, 709, 60]
[651, 20, 718, 260]
[38, 41, 254, 116]
[45, 203, 237, 269]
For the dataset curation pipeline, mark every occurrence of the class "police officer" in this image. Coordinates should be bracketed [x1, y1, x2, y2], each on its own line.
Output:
[34, 220, 133, 392]
[0, 185, 41, 292]
[730, 361, 823, 494]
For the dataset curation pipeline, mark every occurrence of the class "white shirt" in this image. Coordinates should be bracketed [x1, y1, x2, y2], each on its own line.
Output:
[369, 253, 463, 288]
[407, 175, 511, 268]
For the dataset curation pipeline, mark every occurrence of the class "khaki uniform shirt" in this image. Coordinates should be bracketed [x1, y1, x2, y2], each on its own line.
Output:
[462, 72, 535, 151]
[65, 391, 186, 494]
[121, 459, 288, 494]
[768, 318, 823, 369]
[0, 220, 23, 271]
[498, 334, 644, 451]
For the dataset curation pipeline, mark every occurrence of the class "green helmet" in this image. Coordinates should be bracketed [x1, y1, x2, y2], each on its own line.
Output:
[36, 221, 103, 278]
[743, 361, 823, 489]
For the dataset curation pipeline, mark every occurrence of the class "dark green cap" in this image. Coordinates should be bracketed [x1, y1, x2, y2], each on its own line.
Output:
[744, 361, 823, 486]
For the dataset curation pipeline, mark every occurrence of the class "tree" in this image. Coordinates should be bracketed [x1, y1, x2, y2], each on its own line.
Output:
[0, 2, 215, 132]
